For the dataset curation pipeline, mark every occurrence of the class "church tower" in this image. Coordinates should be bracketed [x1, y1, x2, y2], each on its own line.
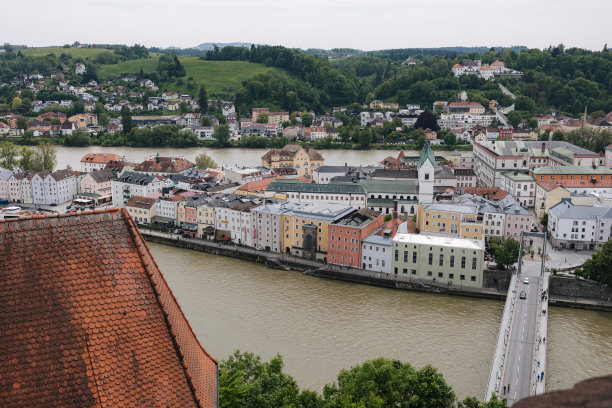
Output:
[418, 142, 435, 204]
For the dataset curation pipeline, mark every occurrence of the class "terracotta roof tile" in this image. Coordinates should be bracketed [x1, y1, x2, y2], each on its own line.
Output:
[0, 209, 217, 407]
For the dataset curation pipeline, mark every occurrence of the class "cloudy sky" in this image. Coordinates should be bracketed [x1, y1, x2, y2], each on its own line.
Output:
[4, 0, 610, 51]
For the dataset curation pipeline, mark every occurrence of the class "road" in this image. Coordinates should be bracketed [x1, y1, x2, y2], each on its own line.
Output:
[501, 260, 541, 405]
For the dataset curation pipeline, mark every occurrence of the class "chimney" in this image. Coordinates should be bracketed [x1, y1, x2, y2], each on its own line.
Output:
[393, 200, 398, 220]
[541, 142, 545, 153]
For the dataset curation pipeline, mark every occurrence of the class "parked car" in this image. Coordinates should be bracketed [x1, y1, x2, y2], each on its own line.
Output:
[520, 291, 527, 299]
[523, 277, 529, 284]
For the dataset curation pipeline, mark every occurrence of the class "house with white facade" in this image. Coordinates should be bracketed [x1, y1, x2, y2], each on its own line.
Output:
[500, 171, 536, 207]
[31, 170, 78, 205]
[111, 171, 165, 208]
[548, 198, 612, 250]
[155, 195, 184, 224]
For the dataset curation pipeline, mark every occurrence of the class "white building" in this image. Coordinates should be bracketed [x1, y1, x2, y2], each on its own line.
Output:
[251, 202, 304, 252]
[548, 198, 612, 250]
[500, 171, 536, 207]
[111, 171, 165, 208]
[80, 153, 124, 172]
[155, 196, 184, 223]
[361, 220, 408, 274]
[360, 112, 371, 127]
[31, 170, 78, 205]
[224, 167, 263, 185]
[418, 143, 435, 204]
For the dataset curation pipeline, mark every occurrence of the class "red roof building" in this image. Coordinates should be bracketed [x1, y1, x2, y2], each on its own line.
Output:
[0, 209, 218, 407]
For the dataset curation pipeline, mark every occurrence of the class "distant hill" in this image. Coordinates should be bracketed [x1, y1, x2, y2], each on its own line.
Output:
[194, 42, 257, 51]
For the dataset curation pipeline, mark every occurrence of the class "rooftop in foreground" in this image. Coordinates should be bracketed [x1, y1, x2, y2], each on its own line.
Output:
[0, 209, 218, 407]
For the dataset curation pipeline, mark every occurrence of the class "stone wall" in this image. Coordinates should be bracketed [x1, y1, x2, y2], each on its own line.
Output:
[549, 275, 612, 301]
[483, 269, 513, 291]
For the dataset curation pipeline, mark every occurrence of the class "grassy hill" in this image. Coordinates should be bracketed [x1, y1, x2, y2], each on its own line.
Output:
[99, 56, 280, 97]
[21, 47, 115, 59]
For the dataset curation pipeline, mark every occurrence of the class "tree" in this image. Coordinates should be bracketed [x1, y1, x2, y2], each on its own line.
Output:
[98, 112, 110, 128]
[323, 357, 456, 408]
[384, 214, 393, 222]
[63, 128, 91, 147]
[198, 86, 208, 113]
[219, 351, 318, 408]
[301, 112, 313, 127]
[256, 113, 269, 124]
[414, 111, 440, 131]
[459, 395, 508, 408]
[551, 131, 565, 141]
[540, 213, 548, 228]
[443, 133, 457, 147]
[0, 142, 20, 170]
[493, 238, 520, 269]
[18, 146, 36, 170]
[576, 240, 612, 287]
[33, 142, 57, 171]
[16, 117, 28, 130]
[213, 124, 231, 147]
[121, 105, 133, 134]
[11, 97, 22, 111]
[357, 129, 371, 149]
[415, 134, 427, 149]
[195, 152, 218, 169]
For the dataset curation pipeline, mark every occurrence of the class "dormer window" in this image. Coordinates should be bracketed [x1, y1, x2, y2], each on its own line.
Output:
[425, 173, 430, 180]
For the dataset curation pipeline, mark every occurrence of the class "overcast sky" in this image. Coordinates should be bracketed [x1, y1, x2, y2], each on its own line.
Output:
[3, 0, 610, 51]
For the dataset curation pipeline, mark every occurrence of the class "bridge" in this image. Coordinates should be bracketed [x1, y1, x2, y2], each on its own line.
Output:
[486, 232, 550, 405]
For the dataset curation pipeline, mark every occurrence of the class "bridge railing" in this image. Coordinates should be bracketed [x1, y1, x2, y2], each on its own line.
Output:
[485, 266, 519, 400]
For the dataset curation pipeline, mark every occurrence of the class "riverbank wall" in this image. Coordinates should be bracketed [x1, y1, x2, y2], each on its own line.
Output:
[141, 231, 612, 311]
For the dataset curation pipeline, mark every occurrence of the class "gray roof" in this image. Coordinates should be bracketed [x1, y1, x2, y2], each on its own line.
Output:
[477, 141, 597, 157]
[550, 199, 612, 220]
[89, 168, 115, 183]
[425, 203, 478, 215]
[359, 179, 419, 194]
[117, 171, 157, 186]
[371, 169, 418, 179]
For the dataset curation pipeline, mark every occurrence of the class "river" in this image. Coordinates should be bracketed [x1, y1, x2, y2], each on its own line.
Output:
[148, 243, 612, 400]
[54, 145, 446, 170]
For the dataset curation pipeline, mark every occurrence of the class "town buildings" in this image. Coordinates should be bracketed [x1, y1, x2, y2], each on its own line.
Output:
[548, 199, 612, 250]
[327, 208, 383, 268]
[111, 171, 165, 207]
[500, 171, 536, 207]
[31, 169, 78, 205]
[80, 153, 124, 172]
[133, 155, 195, 176]
[392, 233, 485, 287]
[473, 141, 601, 187]
[261, 145, 324, 178]
[126, 196, 157, 223]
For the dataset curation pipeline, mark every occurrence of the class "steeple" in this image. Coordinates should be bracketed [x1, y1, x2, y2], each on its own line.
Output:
[419, 142, 435, 168]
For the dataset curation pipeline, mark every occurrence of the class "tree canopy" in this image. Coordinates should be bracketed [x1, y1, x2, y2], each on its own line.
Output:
[576, 240, 612, 287]
[218, 351, 508, 408]
[195, 152, 217, 169]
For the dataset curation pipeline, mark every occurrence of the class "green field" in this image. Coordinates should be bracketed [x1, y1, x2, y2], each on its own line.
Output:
[99, 57, 279, 97]
[21, 47, 115, 59]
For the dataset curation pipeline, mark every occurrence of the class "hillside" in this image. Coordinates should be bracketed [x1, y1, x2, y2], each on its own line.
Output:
[98, 57, 281, 97]
[21, 47, 114, 59]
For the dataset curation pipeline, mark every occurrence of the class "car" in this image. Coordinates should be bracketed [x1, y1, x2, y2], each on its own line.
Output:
[523, 277, 529, 284]
[519, 291, 527, 299]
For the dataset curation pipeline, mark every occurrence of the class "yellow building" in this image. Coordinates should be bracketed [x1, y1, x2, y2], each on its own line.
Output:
[126, 196, 156, 224]
[68, 113, 98, 129]
[535, 181, 570, 220]
[417, 203, 484, 241]
[197, 204, 215, 238]
[261, 144, 324, 178]
[280, 202, 353, 260]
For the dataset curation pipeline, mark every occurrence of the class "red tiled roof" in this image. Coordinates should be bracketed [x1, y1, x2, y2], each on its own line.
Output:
[0, 209, 217, 407]
[81, 153, 123, 164]
[464, 187, 509, 201]
[126, 195, 157, 209]
[134, 157, 195, 174]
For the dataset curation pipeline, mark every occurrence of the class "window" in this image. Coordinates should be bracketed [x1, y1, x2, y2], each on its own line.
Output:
[461, 256, 466, 269]
[394, 250, 399, 262]
[471, 276, 476, 282]
[439, 254, 444, 266]
[427, 271, 432, 276]
[472, 258, 477, 270]
[411, 269, 416, 275]
[438, 272, 443, 278]
[449, 273, 454, 279]
[428, 253, 433, 265]
[450, 255, 455, 267]
[460, 275, 465, 280]
[413, 252, 417, 263]
[404, 251, 408, 262]
[403, 269, 408, 274]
